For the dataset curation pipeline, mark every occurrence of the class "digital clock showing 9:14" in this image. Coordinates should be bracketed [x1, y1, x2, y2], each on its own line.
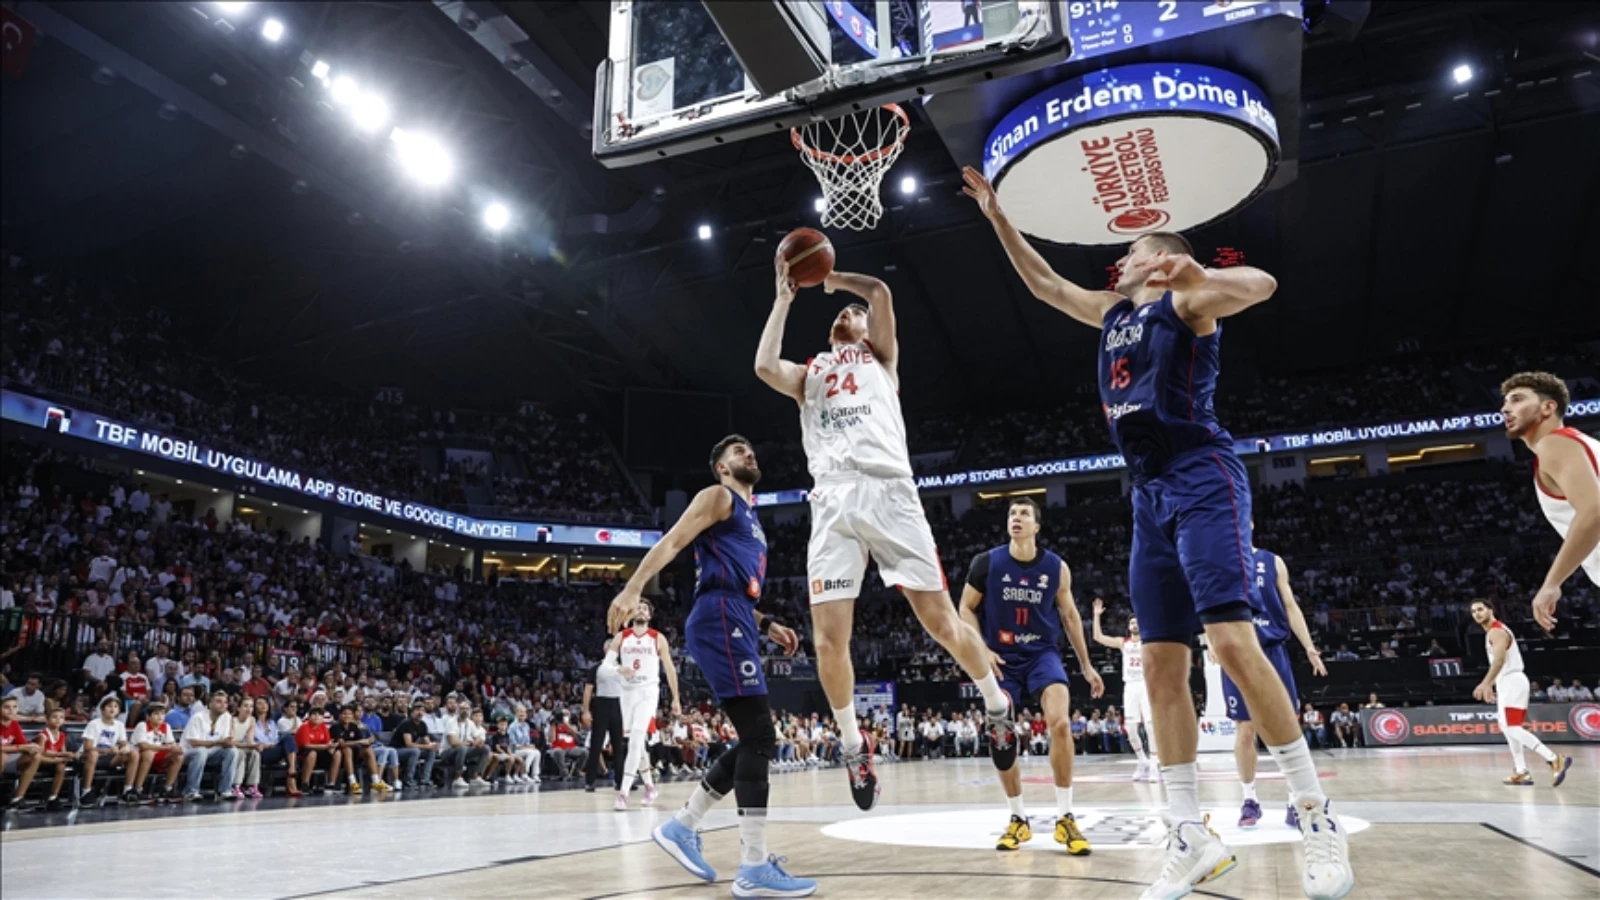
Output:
[1065, 1, 1293, 63]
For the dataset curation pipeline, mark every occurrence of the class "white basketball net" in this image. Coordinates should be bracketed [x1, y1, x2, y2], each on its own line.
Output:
[793, 105, 910, 232]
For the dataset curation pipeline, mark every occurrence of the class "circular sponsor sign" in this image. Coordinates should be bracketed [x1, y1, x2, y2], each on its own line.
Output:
[1569, 703, 1600, 741]
[821, 806, 1370, 851]
[982, 63, 1279, 245]
[1368, 710, 1410, 745]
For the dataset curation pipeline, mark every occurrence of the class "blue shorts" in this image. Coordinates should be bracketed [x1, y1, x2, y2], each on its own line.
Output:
[1221, 641, 1297, 722]
[1129, 446, 1258, 643]
[685, 591, 768, 705]
[997, 652, 1069, 708]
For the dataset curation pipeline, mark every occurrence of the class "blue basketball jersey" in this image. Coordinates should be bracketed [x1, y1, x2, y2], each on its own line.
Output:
[692, 487, 767, 600]
[981, 546, 1063, 661]
[1097, 293, 1233, 478]
[1250, 548, 1290, 645]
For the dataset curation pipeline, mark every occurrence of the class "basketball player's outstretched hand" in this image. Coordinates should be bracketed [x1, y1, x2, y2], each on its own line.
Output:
[960, 166, 1002, 219]
[1085, 669, 1105, 699]
[769, 622, 801, 657]
[1532, 584, 1561, 633]
[775, 254, 797, 303]
[1139, 251, 1207, 292]
[1092, 597, 1105, 616]
[607, 591, 640, 633]
[1472, 681, 1496, 704]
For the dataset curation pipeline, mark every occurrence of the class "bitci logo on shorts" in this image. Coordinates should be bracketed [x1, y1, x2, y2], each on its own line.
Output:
[811, 578, 853, 595]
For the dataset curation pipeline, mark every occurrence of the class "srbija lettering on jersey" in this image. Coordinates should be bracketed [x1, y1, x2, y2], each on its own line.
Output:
[801, 340, 913, 480]
[981, 546, 1063, 663]
[1096, 293, 1232, 478]
[1533, 427, 1600, 585]
[1486, 621, 1524, 680]
[1121, 638, 1144, 684]
[617, 628, 661, 689]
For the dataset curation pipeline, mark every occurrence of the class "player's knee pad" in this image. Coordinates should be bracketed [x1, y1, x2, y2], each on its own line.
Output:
[723, 695, 776, 762]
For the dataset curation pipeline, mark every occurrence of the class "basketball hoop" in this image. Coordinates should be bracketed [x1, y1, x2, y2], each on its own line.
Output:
[793, 104, 910, 232]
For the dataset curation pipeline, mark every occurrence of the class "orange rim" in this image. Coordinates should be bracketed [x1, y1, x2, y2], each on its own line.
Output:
[792, 103, 910, 166]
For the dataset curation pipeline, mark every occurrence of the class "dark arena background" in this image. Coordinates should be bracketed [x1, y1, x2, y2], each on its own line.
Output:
[1, 2, 1597, 898]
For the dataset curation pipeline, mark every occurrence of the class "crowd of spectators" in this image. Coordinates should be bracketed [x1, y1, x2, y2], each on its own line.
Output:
[0, 252, 647, 523]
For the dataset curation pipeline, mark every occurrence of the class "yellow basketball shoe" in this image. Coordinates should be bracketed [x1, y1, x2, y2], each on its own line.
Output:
[1055, 813, 1091, 855]
[996, 815, 1032, 851]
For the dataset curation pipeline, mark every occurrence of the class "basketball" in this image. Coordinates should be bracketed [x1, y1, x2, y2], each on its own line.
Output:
[778, 227, 835, 288]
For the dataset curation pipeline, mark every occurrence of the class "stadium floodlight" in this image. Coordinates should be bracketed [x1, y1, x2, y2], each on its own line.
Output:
[1452, 63, 1473, 84]
[390, 127, 454, 186]
[484, 202, 511, 231]
[900, 175, 917, 195]
[214, 2, 251, 13]
[350, 93, 389, 133]
[813, 196, 826, 213]
[310, 59, 330, 81]
[697, 223, 713, 240]
[330, 75, 359, 106]
[261, 18, 284, 42]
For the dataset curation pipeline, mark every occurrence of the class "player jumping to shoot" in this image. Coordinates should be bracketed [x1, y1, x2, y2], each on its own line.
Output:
[958, 497, 1103, 854]
[754, 254, 1025, 811]
[966, 166, 1354, 900]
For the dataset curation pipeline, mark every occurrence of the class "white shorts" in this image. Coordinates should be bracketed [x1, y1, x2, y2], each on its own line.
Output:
[1123, 682, 1151, 724]
[620, 686, 657, 739]
[1496, 672, 1530, 715]
[807, 475, 945, 603]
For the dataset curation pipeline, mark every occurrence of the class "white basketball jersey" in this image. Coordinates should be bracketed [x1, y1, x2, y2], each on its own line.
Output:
[1487, 621, 1524, 680]
[617, 628, 661, 689]
[1534, 427, 1600, 586]
[1121, 637, 1145, 684]
[801, 341, 913, 481]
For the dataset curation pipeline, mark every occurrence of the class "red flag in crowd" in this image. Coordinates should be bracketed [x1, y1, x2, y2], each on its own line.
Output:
[2, 7, 37, 80]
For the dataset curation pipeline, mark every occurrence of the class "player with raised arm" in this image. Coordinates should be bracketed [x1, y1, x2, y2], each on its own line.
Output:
[744, 253, 1024, 811]
[1470, 599, 1572, 787]
[958, 497, 1104, 854]
[964, 166, 1354, 900]
[608, 435, 815, 899]
[610, 599, 679, 811]
[1499, 372, 1600, 632]
[1225, 541, 1328, 830]
[1091, 598, 1157, 782]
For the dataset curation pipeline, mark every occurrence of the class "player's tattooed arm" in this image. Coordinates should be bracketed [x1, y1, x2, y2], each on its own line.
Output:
[754, 257, 807, 403]
[961, 166, 1120, 328]
[823, 270, 897, 368]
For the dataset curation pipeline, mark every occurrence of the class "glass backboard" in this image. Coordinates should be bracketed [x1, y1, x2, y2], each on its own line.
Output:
[595, 1, 1068, 168]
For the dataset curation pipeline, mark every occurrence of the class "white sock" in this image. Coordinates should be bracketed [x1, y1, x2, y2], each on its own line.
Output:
[1241, 780, 1257, 802]
[1266, 738, 1326, 809]
[1163, 762, 1201, 822]
[1128, 728, 1149, 761]
[834, 706, 862, 753]
[619, 772, 636, 794]
[739, 808, 768, 867]
[1055, 786, 1073, 818]
[973, 674, 1008, 714]
[675, 784, 723, 828]
[1006, 794, 1026, 819]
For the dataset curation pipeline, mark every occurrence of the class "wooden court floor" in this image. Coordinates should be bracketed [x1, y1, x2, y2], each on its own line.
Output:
[3, 746, 1596, 899]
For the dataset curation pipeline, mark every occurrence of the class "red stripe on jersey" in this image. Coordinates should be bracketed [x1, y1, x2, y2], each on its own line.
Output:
[1535, 427, 1599, 500]
[1503, 707, 1526, 727]
[1208, 452, 1253, 603]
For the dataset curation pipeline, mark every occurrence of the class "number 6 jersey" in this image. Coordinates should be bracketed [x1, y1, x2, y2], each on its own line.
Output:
[1097, 293, 1233, 479]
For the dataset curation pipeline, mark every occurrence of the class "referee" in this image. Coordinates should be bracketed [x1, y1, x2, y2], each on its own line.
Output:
[583, 636, 626, 792]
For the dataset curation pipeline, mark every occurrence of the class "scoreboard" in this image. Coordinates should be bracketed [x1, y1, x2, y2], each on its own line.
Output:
[1064, 0, 1303, 62]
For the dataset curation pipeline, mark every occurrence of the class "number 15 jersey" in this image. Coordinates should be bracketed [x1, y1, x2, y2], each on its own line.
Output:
[1097, 293, 1233, 479]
